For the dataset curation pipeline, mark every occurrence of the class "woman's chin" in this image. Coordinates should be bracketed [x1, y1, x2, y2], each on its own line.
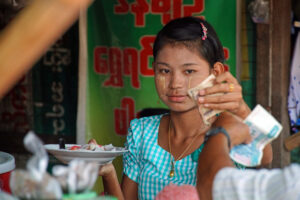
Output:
[168, 105, 198, 113]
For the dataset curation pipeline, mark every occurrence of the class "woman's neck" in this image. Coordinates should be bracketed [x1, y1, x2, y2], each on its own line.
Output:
[169, 109, 210, 139]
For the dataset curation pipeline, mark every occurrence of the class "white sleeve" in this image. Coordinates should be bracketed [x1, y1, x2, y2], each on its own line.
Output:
[212, 164, 300, 200]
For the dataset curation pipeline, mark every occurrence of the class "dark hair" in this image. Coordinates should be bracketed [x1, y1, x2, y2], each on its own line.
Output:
[153, 16, 225, 68]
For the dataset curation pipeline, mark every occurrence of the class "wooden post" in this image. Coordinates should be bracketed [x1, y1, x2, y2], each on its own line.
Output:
[0, 0, 92, 99]
[256, 0, 291, 168]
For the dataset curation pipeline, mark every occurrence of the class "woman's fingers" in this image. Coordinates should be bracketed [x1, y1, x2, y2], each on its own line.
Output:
[199, 82, 242, 96]
[244, 133, 252, 144]
[198, 92, 242, 104]
[197, 90, 243, 114]
[98, 163, 115, 177]
[200, 101, 241, 112]
[88, 138, 98, 144]
[195, 71, 245, 114]
[195, 71, 251, 118]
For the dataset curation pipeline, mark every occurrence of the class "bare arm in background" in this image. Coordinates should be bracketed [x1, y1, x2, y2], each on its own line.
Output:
[196, 112, 251, 200]
[97, 164, 138, 200]
[88, 139, 138, 200]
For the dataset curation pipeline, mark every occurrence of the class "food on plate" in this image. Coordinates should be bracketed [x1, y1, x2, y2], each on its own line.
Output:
[67, 144, 103, 151]
[68, 145, 81, 151]
[67, 139, 116, 152]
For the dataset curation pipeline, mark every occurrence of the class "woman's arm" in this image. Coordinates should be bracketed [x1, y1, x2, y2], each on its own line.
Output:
[121, 175, 138, 200]
[90, 137, 138, 200]
[197, 133, 234, 200]
[100, 164, 138, 200]
[197, 112, 252, 199]
[99, 164, 124, 200]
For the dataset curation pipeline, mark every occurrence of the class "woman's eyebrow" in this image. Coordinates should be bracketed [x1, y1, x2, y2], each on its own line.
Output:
[154, 62, 170, 67]
[154, 62, 199, 67]
[182, 63, 199, 67]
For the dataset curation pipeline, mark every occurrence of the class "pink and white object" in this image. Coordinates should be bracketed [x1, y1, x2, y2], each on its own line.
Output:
[155, 184, 200, 200]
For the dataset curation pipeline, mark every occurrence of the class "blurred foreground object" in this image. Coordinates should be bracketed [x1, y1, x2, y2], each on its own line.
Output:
[10, 131, 100, 199]
[155, 184, 199, 200]
[10, 131, 62, 199]
[0, 0, 92, 99]
[0, 151, 15, 193]
[52, 160, 98, 194]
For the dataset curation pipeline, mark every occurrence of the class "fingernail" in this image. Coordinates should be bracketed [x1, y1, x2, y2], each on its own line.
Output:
[198, 97, 204, 103]
[199, 90, 205, 95]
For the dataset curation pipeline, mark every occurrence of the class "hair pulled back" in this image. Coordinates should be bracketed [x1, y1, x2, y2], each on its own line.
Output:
[153, 16, 225, 68]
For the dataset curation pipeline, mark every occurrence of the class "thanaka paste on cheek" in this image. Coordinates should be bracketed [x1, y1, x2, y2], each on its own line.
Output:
[157, 75, 166, 99]
[159, 75, 166, 90]
[156, 75, 166, 92]
[188, 77, 192, 89]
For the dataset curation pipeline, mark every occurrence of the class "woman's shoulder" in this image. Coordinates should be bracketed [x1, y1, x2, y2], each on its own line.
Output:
[130, 114, 165, 127]
[126, 114, 165, 148]
[128, 114, 165, 138]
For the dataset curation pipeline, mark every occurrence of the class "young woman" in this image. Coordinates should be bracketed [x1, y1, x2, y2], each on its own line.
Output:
[98, 16, 273, 200]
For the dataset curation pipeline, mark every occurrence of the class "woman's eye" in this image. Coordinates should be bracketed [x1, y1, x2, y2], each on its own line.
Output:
[185, 69, 195, 74]
[159, 69, 170, 74]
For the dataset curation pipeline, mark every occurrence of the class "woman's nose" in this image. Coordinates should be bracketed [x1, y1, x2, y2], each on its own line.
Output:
[169, 72, 185, 89]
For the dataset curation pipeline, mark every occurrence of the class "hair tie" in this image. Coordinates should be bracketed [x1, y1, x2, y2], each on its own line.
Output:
[200, 22, 207, 40]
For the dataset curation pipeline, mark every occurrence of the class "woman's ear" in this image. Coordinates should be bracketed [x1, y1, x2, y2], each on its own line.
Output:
[211, 62, 225, 76]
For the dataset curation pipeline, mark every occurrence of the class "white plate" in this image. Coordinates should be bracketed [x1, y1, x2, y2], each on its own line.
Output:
[44, 144, 128, 165]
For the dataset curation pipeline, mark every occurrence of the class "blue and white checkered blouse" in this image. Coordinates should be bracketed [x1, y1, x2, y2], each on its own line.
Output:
[123, 114, 204, 200]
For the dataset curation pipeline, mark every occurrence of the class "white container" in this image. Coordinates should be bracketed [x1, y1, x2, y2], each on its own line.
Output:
[0, 151, 15, 193]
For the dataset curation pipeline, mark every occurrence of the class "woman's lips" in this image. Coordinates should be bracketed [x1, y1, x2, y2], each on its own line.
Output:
[168, 95, 186, 102]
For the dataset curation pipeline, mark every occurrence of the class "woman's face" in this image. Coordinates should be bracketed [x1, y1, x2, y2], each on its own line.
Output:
[154, 44, 212, 112]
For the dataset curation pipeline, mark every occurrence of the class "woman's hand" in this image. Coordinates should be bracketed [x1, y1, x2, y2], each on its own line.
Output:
[87, 139, 115, 177]
[87, 139, 125, 199]
[98, 163, 115, 177]
[197, 71, 251, 119]
[260, 144, 273, 166]
[88, 138, 98, 144]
